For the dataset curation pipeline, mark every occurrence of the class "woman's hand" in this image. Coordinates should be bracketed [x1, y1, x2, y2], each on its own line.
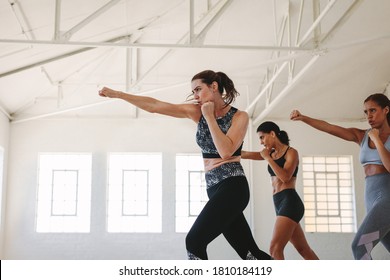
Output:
[290, 109, 304, 121]
[368, 128, 381, 146]
[260, 148, 272, 161]
[99, 87, 120, 98]
[201, 101, 215, 120]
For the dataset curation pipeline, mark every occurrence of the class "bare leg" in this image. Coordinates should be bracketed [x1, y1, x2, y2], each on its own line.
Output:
[269, 216, 297, 259]
[289, 224, 319, 260]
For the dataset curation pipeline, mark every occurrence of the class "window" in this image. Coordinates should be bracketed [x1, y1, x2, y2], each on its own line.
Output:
[176, 154, 207, 232]
[107, 153, 162, 233]
[36, 153, 92, 233]
[302, 156, 356, 233]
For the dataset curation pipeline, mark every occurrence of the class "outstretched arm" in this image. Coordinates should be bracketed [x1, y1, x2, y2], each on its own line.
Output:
[241, 150, 264, 160]
[290, 109, 365, 144]
[99, 87, 201, 122]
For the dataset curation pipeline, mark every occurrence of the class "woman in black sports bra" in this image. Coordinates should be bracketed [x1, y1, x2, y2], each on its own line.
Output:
[242, 121, 318, 260]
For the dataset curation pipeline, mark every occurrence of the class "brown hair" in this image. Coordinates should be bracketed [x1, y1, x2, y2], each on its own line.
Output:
[364, 93, 390, 125]
[190, 70, 239, 106]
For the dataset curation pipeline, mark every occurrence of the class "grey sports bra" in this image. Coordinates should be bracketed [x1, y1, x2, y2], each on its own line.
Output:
[360, 129, 390, 166]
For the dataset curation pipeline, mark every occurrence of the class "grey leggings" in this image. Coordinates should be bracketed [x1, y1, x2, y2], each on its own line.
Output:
[351, 173, 390, 259]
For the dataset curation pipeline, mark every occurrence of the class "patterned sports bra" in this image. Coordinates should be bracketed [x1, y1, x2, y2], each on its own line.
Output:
[196, 106, 242, 158]
[195, 106, 245, 188]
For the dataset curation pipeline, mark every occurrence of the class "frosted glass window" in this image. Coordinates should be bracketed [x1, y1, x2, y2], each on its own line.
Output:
[302, 156, 356, 233]
[36, 153, 92, 233]
[107, 153, 162, 233]
[176, 154, 207, 233]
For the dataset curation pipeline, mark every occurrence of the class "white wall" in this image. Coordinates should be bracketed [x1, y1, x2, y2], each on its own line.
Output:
[0, 112, 10, 259]
[4, 117, 249, 259]
[3, 117, 389, 260]
[249, 120, 389, 260]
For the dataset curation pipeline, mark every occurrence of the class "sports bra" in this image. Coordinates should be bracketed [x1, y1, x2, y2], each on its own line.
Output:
[360, 129, 390, 166]
[267, 147, 298, 177]
[196, 106, 242, 158]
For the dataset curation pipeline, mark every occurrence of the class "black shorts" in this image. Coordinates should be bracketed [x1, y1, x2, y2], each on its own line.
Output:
[273, 188, 304, 223]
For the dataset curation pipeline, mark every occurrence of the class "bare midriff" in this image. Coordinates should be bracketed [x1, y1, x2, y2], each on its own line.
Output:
[364, 164, 389, 177]
[203, 156, 241, 172]
[270, 176, 296, 195]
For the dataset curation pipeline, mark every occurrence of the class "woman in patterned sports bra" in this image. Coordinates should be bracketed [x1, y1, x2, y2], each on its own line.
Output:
[291, 93, 390, 260]
[99, 70, 271, 260]
[242, 121, 319, 260]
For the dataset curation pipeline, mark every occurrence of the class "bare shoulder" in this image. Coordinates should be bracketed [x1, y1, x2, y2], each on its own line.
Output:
[233, 109, 249, 122]
[348, 127, 367, 144]
[286, 147, 299, 158]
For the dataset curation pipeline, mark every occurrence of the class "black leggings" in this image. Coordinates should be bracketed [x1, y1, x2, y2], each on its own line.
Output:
[185, 176, 271, 260]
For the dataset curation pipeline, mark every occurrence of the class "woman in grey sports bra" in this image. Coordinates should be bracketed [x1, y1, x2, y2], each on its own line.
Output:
[291, 93, 390, 260]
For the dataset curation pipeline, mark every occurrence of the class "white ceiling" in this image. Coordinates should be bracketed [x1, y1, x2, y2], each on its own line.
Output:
[0, 0, 389, 125]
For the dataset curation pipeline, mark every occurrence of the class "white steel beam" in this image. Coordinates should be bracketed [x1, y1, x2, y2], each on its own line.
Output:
[297, 0, 337, 46]
[60, 0, 122, 41]
[0, 35, 132, 78]
[252, 55, 320, 125]
[245, 61, 289, 115]
[0, 102, 12, 120]
[189, 0, 195, 44]
[54, 0, 61, 40]
[0, 38, 311, 52]
[195, 0, 233, 42]
[132, 0, 260, 88]
[319, 0, 365, 45]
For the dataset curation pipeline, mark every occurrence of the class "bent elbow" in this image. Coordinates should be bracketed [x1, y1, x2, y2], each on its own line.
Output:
[279, 175, 293, 183]
[220, 153, 232, 160]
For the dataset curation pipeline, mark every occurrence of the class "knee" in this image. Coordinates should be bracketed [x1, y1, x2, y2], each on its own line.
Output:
[351, 237, 359, 258]
[185, 231, 196, 251]
[269, 240, 284, 256]
[351, 234, 360, 251]
[185, 230, 205, 252]
[185, 231, 207, 260]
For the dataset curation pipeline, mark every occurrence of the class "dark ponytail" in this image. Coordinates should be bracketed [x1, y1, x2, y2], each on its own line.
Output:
[191, 70, 239, 106]
[257, 121, 290, 145]
[364, 93, 390, 125]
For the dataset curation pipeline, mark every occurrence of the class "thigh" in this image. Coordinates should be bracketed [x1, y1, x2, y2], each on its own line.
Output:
[271, 216, 298, 248]
[222, 213, 253, 247]
[190, 176, 249, 244]
[289, 223, 311, 250]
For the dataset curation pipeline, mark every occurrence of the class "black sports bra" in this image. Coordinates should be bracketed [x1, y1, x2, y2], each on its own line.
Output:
[267, 147, 298, 177]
